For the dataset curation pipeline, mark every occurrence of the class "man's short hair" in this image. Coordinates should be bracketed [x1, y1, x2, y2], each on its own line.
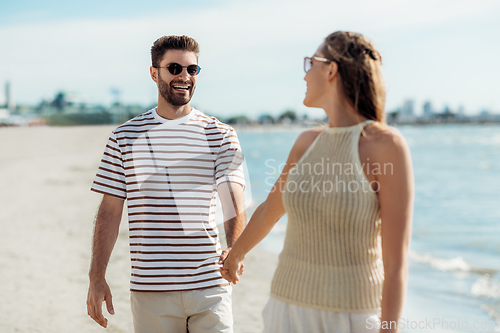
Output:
[151, 35, 200, 67]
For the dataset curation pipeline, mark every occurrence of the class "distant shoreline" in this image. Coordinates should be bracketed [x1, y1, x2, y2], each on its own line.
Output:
[2, 111, 500, 128]
[231, 120, 500, 132]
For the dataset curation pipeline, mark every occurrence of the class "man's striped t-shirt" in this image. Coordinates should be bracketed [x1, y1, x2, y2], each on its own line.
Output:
[91, 107, 245, 292]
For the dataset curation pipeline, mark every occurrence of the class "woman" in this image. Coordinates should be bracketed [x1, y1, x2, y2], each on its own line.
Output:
[222, 31, 414, 333]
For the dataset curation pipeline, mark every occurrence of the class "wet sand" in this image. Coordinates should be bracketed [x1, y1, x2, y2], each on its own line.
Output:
[0, 125, 277, 333]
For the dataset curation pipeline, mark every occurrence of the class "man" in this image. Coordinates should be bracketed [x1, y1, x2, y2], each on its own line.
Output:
[86, 35, 246, 333]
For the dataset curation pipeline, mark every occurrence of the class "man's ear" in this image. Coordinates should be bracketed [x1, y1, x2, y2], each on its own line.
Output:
[150, 66, 158, 83]
[326, 61, 338, 82]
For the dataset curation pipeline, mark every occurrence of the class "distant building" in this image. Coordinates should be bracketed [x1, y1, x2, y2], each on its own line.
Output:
[443, 105, 453, 114]
[479, 109, 491, 119]
[423, 101, 432, 116]
[399, 99, 415, 122]
[5, 81, 14, 110]
[402, 99, 414, 116]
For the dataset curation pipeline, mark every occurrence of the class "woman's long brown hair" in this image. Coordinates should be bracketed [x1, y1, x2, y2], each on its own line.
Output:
[322, 31, 386, 123]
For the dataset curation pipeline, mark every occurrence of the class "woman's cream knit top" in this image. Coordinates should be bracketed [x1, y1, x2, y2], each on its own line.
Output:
[271, 120, 384, 313]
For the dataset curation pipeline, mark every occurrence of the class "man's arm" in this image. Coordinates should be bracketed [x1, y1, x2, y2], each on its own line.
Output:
[217, 181, 246, 270]
[87, 194, 124, 328]
[219, 181, 246, 247]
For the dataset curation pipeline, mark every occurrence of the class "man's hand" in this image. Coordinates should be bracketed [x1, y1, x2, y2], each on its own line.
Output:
[87, 195, 123, 328]
[219, 249, 245, 284]
[218, 247, 232, 266]
[87, 279, 115, 328]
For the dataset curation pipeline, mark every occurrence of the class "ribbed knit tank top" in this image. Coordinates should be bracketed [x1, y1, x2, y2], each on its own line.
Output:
[271, 120, 384, 313]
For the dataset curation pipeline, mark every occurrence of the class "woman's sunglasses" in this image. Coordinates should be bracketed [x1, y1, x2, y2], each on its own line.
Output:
[156, 63, 201, 76]
[304, 56, 332, 73]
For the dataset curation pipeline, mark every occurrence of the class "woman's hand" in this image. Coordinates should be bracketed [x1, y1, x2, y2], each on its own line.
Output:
[220, 250, 245, 284]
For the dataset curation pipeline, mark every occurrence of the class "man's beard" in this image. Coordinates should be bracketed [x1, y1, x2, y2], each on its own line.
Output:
[158, 72, 195, 107]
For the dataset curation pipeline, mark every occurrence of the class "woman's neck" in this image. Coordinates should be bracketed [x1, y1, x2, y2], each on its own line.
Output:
[323, 97, 367, 128]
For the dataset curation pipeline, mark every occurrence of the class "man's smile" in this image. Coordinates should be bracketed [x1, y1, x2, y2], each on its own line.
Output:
[172, 83, 190, 92]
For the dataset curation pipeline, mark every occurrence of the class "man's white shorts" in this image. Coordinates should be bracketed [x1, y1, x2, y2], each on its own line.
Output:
[131, 285, 232, 333]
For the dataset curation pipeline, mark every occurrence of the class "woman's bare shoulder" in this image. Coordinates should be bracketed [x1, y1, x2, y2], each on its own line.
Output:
[297, 126, 325, 148]
[363, 123, 411, 162]
[289, 126, 325, 163]
[298, 126, 325, 141]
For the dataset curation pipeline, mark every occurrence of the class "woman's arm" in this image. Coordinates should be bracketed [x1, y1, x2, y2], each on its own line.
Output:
[221, 128, 323, 284]
[375, 130, 414, 332]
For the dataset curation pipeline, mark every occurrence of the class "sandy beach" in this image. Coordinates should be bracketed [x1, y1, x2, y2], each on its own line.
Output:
[0, 125, 277, 333]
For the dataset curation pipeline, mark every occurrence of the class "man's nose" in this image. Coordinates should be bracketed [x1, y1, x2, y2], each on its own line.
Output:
[178, 68, 190, 80]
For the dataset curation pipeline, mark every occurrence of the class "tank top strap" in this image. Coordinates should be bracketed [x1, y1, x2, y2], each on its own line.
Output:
[356, 119, 375, 135]
[359, 119, 375, 128]
[324, 119, 375, 135]
[349, 119, 374, 177]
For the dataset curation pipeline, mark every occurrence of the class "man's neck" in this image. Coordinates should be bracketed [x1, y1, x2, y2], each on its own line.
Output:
[156, 98, 192, 120]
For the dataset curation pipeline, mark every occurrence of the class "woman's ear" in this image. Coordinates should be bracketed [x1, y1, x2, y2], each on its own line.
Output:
[326, 61, 338, 82]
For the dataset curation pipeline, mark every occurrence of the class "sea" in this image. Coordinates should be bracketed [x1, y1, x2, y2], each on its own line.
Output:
[235, 124, 500, 333]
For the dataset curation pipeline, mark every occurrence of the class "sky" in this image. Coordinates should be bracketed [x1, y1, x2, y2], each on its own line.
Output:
[0, 0, 499, 118]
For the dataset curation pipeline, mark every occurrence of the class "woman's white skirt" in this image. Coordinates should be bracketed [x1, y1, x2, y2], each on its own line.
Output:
[262, 297, 381, 333]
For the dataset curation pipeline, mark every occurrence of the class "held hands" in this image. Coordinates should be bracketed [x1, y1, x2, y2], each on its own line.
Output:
[218, 247, 245, 284]
[87, 279, 115, 328]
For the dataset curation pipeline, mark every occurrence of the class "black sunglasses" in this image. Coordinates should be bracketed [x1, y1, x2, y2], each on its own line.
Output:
[156, 63, 201, 76]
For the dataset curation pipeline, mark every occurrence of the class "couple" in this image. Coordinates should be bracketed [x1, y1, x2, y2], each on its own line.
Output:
[87, 33, 413, 333]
